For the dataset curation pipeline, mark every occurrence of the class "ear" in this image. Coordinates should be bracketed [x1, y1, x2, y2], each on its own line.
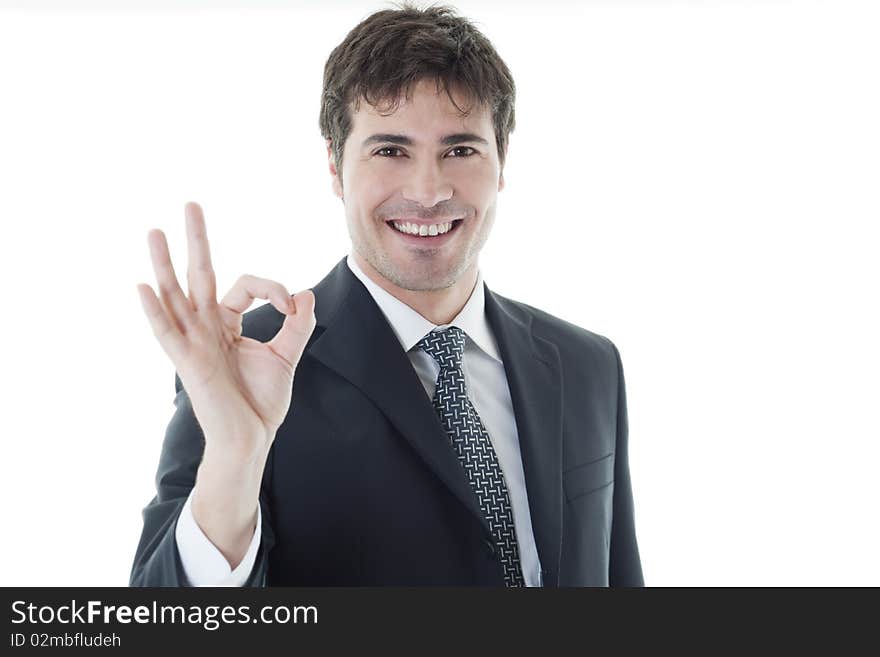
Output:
[498, 142, 509, 192]
[327, 139, 343, 199]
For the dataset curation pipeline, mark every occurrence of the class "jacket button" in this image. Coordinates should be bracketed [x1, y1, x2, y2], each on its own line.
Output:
[483, 538, 497, 558]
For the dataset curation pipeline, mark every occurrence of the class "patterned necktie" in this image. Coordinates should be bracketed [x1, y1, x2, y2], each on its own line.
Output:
[416, 326, 526, 587]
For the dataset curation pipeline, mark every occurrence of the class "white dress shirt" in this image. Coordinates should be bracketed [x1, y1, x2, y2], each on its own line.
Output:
[175, 253, 543, 586]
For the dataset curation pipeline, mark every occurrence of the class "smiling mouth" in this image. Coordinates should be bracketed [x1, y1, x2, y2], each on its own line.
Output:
[385, 218, 464, 238]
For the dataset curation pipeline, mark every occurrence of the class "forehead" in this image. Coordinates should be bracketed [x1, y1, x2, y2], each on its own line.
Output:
[349, 78, 492, 136]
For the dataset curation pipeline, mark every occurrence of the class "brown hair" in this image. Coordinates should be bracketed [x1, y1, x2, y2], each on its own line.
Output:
[319, 1, 516, 188]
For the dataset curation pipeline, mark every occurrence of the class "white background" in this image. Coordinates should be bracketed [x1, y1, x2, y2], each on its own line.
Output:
[0, 0, 877, 586]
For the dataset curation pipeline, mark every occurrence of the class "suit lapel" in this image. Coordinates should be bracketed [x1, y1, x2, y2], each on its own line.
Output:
[308, 258, 490, 532]
[484, 284, 563, 588]
[307, 258, 563, 586]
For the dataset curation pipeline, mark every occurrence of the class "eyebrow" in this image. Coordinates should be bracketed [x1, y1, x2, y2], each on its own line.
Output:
[361, 133, 490, 148]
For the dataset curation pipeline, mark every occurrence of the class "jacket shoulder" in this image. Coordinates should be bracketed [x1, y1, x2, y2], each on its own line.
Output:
[490, 290, 620, 364]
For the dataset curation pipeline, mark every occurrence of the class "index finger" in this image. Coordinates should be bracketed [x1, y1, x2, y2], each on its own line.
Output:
[184, 201, 218, 310]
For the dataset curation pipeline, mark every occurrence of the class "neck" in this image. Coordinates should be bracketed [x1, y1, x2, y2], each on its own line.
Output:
[353, 251, 478, 325]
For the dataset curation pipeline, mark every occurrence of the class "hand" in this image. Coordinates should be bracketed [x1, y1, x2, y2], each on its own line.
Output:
[136, 201, 316, 460]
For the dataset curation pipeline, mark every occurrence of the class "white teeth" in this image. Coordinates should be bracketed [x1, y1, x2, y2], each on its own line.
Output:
[391, 220, 454, 236]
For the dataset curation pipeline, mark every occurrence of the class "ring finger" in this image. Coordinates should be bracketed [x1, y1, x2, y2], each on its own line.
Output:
[148, 228, 196, 333]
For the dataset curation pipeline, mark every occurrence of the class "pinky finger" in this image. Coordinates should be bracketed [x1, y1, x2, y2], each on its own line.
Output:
[137, 283, 188, 363]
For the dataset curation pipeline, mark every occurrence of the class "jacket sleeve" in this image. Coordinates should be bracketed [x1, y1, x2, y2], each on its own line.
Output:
[607, 341, 645, 587]
[129, 372, 275, 587]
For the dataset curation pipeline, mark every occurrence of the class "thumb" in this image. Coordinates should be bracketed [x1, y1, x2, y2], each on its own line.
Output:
[268, 289, 316, 367]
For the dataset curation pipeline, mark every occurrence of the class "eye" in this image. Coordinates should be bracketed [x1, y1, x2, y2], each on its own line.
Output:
[374, 147, 404, 157]
[447, 146, 476, 157]
[373, 145, 477, 158]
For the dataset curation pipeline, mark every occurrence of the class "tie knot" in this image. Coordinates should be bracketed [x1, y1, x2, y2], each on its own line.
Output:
[416, 326, 466, 371]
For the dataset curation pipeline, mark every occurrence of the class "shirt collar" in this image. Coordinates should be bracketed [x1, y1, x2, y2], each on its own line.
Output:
[346, 252, 502, 363]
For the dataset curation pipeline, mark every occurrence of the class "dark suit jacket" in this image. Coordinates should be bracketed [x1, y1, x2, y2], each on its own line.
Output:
[129, 256, 644, 586]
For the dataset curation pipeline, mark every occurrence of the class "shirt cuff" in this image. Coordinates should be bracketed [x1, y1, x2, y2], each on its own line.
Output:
[174, 489, 262, 587]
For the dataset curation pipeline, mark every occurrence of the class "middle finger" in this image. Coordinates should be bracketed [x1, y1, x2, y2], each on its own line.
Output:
[184, 201, 218, 311]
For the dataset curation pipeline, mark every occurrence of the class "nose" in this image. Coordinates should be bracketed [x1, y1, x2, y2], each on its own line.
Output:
[401, 157, 453, 208]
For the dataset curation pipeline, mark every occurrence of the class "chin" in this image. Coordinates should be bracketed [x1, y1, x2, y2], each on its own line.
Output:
[376, 255, 463, 292]
[385, 264, 457, 292]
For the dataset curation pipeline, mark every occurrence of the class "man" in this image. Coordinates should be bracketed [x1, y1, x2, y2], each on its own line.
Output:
[130, 2, 643, 587]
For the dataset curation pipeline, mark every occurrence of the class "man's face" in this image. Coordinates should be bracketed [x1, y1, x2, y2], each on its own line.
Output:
[328, 78, 505, 292]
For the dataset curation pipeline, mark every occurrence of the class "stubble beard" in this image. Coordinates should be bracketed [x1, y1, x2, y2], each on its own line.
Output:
[350, 215, 491, 292]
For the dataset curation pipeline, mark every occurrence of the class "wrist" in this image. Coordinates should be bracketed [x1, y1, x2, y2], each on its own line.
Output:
[200, 436, 270, 474]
